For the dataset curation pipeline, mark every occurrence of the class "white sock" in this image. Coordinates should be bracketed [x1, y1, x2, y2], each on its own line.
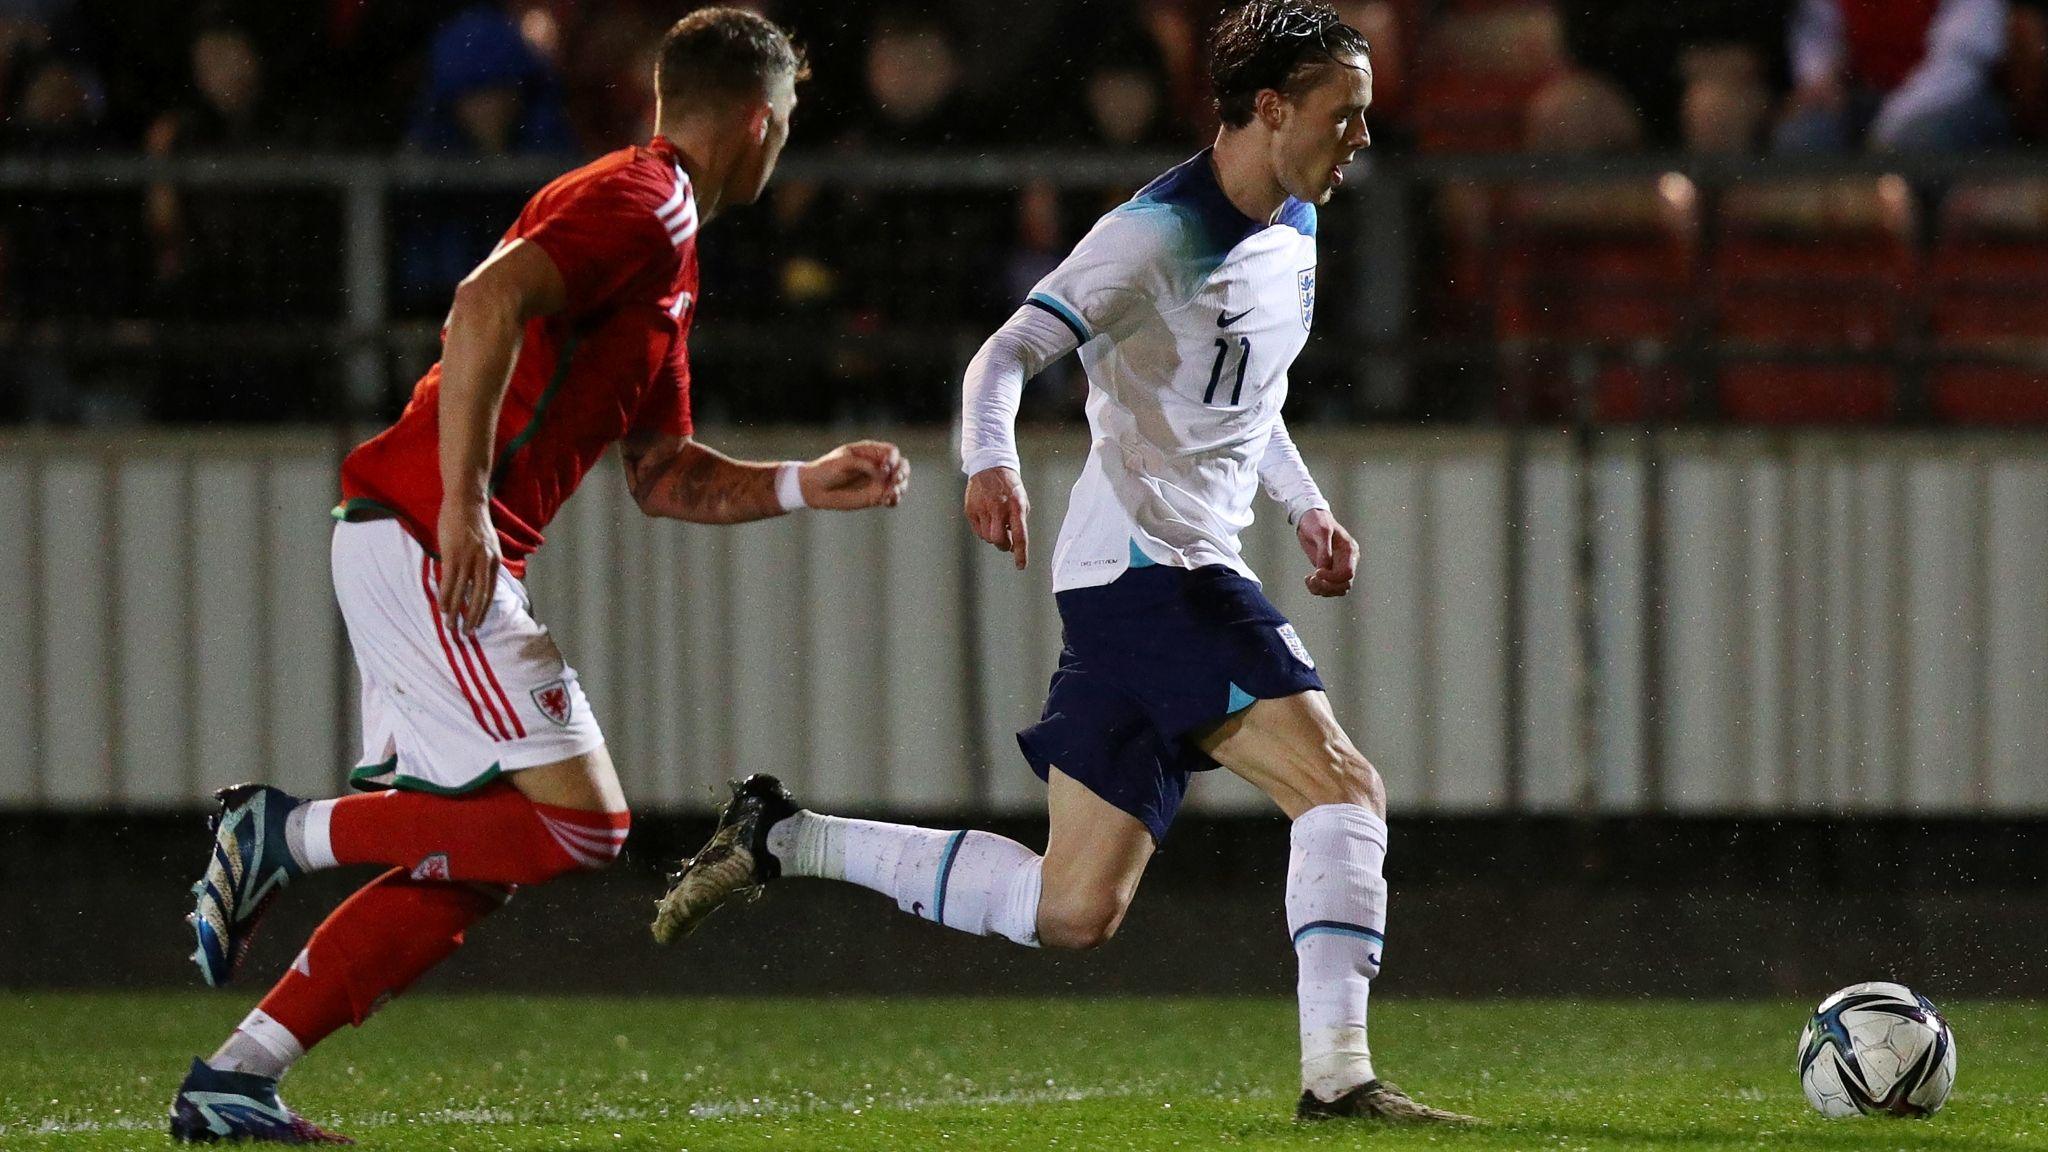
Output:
[207, 1009, 306, 1080]
[282, 799, 338, 872]
[766, 811, 1042, 946]
[1287, 803, 1389, 1102]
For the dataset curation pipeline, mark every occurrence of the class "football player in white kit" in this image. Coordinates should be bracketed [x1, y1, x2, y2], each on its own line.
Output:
[656, 0, 1475, 1125]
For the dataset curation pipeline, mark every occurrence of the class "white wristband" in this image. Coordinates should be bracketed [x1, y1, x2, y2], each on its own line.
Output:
[774, 461, 807, 512]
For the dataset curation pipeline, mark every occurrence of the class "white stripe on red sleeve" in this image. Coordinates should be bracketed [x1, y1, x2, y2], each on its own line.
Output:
[658, 165, 697, 248]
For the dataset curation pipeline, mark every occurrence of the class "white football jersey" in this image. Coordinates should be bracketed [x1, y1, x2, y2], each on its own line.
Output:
[1026, 150, 1318, 591]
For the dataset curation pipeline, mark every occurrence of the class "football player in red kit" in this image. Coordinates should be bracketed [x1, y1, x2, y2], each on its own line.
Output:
[169, 10, 906, 1143]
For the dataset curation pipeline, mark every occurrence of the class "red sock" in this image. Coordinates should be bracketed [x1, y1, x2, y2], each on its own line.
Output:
[257, 869, 511, 1051]
[323, 781, 630, 885]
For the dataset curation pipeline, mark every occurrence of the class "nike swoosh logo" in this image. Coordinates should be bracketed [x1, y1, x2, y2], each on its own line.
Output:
[1217, 308, 1253, 327]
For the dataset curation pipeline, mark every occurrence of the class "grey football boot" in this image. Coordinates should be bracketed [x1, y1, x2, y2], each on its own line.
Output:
[651, 774, 796, 943]
[1297, 1080, 1480, 1125]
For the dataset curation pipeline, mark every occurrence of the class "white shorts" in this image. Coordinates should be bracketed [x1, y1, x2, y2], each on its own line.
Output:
[332, 518, 604, 794]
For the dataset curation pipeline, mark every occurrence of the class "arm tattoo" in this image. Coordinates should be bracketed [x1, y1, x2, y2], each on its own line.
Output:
[626, 439, 783, 524]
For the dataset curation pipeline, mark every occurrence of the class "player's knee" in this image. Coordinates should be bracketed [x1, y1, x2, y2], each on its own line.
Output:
[1036, 890, 1129, 951]
[1039, 907, 1120, 951]
[1300, 743, 1382, 813]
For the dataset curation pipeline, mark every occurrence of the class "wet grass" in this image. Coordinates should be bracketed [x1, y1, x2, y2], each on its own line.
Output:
[3, 995, 2045, 1149]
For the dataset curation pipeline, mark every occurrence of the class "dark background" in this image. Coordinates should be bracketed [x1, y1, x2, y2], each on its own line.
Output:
[5, 1, 2046, 999]
[13, 812, 2045, 997]
[6, 0, 2048, 427]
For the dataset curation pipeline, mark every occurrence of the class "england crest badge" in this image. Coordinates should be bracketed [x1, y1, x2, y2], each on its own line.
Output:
[1276, 623, 1316, 669]
[1297, 267, 1316, 331]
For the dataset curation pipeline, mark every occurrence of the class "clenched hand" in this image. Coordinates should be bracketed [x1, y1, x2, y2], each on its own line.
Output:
[802, 440, 910, 510]
[1296, 507, 1358, 597]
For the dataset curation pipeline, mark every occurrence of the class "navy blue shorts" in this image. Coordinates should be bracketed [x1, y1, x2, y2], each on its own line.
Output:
[1016, 562, 1325, 843]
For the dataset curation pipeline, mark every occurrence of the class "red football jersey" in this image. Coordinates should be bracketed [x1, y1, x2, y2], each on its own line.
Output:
[338, 137, 701, 577]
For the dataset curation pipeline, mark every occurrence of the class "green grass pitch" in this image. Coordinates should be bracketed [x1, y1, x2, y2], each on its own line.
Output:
[4, 995, 2045, 1150]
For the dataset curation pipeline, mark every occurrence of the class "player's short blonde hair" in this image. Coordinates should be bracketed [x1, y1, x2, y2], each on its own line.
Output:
[656, 7, 810, 104]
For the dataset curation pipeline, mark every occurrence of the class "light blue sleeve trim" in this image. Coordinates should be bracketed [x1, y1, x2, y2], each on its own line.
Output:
[1278, 198, 1318, 238]
[1025, 292, 1091, 344]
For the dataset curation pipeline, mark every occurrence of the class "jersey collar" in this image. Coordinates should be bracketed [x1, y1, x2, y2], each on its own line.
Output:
[1131, 148, 1313, 258]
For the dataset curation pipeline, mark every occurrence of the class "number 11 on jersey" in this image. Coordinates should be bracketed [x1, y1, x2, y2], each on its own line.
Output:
[1205, 336, 1251, 406]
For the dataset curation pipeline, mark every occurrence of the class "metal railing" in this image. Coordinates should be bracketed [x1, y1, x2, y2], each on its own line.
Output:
[7, 149, 2047, 425]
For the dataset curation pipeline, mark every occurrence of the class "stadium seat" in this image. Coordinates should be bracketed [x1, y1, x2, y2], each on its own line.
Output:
[1493, 178, 1700, 421]
[1409, 2, 1564, 153]
[1710, 179, 1917, 423]
[1926, 180, 2048, 424]
[1426, 182, 1504, 343]
[2000, 5, 2048, 143]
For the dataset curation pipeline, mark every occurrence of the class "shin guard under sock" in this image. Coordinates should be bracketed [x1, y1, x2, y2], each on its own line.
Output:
[1286, 803, 1389, 1101]
[247, 869, 513, 1065]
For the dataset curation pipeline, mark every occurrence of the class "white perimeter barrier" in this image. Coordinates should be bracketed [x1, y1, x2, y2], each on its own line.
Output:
[1, 428, 2043, 816]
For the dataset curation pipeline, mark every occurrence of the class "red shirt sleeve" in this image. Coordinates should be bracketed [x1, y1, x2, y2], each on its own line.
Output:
[523, 172, 678, 316]
[630, 332, 694, 438]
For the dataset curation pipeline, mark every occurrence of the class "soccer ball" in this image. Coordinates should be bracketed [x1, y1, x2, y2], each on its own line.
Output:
[1797, 982, 1957, 1117]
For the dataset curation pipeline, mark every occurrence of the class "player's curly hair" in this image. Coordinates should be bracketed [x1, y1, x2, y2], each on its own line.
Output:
[656, 7, 810, 104]
[1210, 0, 1370, 128]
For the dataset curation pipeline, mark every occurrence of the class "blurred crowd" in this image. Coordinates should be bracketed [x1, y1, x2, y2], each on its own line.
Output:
[10, 0, 2043, 159]
[2, 0, 2045, 425]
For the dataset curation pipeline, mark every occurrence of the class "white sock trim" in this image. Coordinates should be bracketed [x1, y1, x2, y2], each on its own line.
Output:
[297, 799, 338, 871]
[209, 1009, 307, 1079]
[1302, 1025, 1375, 1100]
[237, 1010, 306, 1065]
[1294, 802, 1388, 850]
[993, 855, 1043, 948]
[766, 810, 848, 880]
